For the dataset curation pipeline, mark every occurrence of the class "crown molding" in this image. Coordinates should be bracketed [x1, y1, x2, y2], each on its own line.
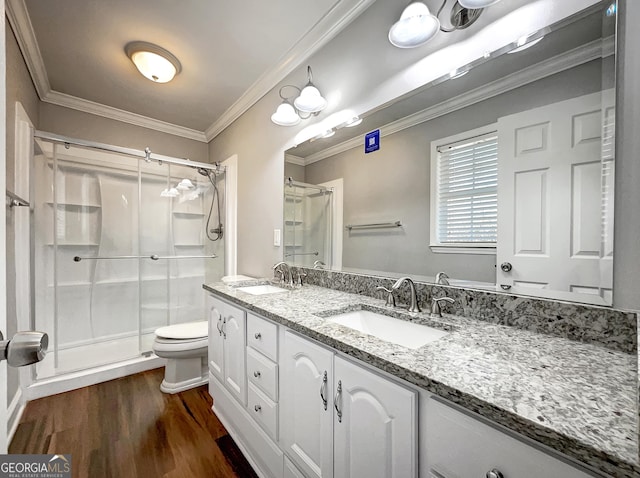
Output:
[284, 154, 305, 166]
[203, 0, 377, 142]
[43, 90, 207, 142]
[303, 36, 615, 166]
[6, 0, 50, 98]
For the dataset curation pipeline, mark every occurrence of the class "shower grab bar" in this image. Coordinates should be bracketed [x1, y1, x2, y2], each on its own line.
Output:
[346, 221, 402, 230]
[284, 251, 319, 258]
[6, 190, 30, 208]
[73, 254, 217, 262]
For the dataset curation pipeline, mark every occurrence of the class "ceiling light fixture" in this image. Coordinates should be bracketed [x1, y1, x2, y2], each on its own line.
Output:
[388, 0, 502, 49]
[125, 41, 182, 83]
[271, 66, 328, 127]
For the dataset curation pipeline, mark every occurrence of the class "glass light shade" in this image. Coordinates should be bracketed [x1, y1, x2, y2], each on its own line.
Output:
[388, 2, 440, 48]
[177, 179, 195, 190]
[508, 36, 544, 54]
[126, 42, 181, 83]
[160, 187, 180, 198]
[345, 116, 363, 127]
[271, 101, 301, 126]
[294, 85, 328, 113]
[131, 51, 177, 83]
[458, 0, 501, 8]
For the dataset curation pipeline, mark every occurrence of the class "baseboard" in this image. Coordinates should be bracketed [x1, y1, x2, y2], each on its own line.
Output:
[7, 389, 26, 444]
[26, 356, 164, 400]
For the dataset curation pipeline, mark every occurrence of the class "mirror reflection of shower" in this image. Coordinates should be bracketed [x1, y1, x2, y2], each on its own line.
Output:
[197, 166, 224, 241]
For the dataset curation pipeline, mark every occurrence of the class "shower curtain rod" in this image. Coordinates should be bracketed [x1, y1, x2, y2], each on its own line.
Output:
[34, 131, 222, 172]
[286, 177, 331, 192]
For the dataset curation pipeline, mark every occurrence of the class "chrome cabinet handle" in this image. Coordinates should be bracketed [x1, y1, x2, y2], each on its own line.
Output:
[216, 318, 223, 337]
[254, 405, 261, 412]
[486, 470, 504, 478]
[253, 370, 261, 378]
[222, 317, 226, 339]
[254, 332, 262, 340]
[334, 380, 342, 423]
[320, 371, 328, 410]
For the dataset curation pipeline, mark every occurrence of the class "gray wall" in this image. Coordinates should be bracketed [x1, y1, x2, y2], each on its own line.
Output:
[38, 103, 209, 163]
[303, 62, 603, 282]
[284, 162, 305, 182]
[5, 19, 39, 419]
[613, 0, 640, 311]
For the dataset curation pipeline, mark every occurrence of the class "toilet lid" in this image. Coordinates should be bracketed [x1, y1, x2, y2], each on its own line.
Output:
[155, 321, 208, 339]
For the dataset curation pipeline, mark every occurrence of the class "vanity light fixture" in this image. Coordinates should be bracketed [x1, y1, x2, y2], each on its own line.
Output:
[125, 41, 182, 83]
[449, 68, 468, 79]
[388, 2, 440, 48]
[388, 0, 502, 49]
[271, 66, 328, 126]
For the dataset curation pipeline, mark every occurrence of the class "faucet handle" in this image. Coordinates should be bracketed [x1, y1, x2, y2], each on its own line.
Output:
[296, 270, 307, 287]
[376, 286, 396, 308]
[430, 297, 455, 317]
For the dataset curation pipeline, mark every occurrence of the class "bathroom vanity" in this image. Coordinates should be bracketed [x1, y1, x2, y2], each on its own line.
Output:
[204, 276, 637, 478]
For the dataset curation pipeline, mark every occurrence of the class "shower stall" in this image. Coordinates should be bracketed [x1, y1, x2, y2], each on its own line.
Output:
[32, 133, 225, 379]
[283, 178, 333, 268]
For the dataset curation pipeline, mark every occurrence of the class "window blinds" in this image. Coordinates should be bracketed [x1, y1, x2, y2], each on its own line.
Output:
[436, 132, 498, 244]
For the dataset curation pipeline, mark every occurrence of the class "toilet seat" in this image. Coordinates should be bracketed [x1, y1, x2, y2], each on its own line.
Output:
[155, 321, 208, 340]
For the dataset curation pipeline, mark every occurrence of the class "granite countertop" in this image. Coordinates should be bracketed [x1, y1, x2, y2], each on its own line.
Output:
[203, 281, 638, 477]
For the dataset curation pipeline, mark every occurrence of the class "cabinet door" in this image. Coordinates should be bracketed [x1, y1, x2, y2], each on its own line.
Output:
[281, 331, 334, 478]
[223, 302, 247, 405]
[207, 295, 225, 382]
[334, 356, 417, 478]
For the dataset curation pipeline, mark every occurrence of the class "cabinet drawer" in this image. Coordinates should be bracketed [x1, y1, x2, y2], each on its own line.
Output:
[247, 347, 278, 401]
[248, 383, 278, 441]
[426, 398, 591, 478]
[247, 313, 278, 361]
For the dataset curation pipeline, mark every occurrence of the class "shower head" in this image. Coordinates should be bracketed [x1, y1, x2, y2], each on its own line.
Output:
[196, 167, 210, 177]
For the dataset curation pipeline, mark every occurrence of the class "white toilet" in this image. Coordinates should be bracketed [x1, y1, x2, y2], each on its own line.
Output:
[152, 321, 209, 394]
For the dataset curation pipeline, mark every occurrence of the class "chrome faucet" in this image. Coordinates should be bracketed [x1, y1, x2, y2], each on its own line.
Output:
[273, 262, 293, 287]
[375, 286, 396, 308]
[430, 297, 455, 318]
[391, 277, 421, 313]
[435, 272, 450, 285]
[313, 260, 326, 269]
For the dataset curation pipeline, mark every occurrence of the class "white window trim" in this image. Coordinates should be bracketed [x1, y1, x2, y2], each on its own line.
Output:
[430, 123, 498, 255]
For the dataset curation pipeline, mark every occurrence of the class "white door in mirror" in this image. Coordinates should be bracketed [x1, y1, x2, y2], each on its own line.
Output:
[497, 91, 614, 305]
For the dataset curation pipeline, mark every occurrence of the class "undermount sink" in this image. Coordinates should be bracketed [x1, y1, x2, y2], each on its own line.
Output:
[327, 309, 449, 350]
[236, 284, 288, 295]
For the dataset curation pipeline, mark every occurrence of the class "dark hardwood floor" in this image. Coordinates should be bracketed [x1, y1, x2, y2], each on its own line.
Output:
[9, 368, 258, 478]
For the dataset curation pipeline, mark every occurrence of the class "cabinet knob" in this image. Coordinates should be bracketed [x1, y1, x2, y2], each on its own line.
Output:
[254, 405, 261, 412]
[486, 470, 504, 478]
[253, 370, 261, 378]
[254, 332, 262, 340]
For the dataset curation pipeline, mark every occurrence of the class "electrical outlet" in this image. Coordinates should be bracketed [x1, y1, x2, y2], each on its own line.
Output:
[273, 229, 281, 247]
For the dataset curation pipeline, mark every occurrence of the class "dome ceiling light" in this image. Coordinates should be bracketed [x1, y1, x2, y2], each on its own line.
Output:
[388, 0, 502, 49]
[125, 41, 182, 83]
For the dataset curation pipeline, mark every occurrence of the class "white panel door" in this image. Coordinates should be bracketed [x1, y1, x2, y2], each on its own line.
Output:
[222, 302, 246, 405]
[333, 356, 417, 478]
[207, 295, 224, 382]
[281, 331, 334, 478]
[497, 91, 613, 304]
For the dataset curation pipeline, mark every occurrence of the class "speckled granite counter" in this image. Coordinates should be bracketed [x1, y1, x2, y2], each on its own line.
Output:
[203, 282, 638, 478]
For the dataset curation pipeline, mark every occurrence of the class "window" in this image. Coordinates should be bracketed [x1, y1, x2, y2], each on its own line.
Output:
[430, 125, 498, 254]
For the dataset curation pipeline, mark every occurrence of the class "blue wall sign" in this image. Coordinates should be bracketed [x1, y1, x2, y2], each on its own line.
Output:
[365, 129, 380, 154]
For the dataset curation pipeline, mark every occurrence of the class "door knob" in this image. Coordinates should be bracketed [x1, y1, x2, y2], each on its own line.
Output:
[0, 331, 48, 367]
[500, 262, 513, 272]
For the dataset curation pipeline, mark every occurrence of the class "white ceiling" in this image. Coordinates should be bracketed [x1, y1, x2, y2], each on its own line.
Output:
[8, 0, 374, 141]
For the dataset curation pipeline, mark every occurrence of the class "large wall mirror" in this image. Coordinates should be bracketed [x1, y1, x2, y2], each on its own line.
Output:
[283, 1, 616, 306]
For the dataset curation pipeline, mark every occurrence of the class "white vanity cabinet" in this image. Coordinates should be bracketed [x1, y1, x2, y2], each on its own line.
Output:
[425, 398, 593, 478]
[207, 295, 247, 405]
[280, 330, 418, 478]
